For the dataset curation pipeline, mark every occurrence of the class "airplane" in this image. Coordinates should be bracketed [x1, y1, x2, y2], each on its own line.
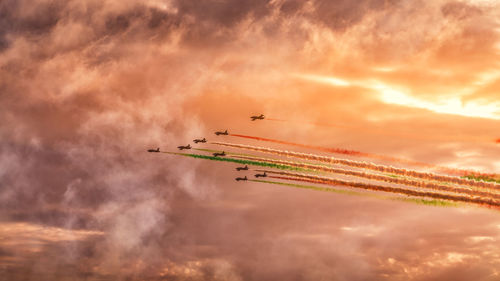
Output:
[254, 172, 267, 178]
[147, 147, 160, 152]
[235, 176, 248, 181]
[193, 138, 207, 143]
[215, 130, 228, 136]
[250, 114, 265, 121]
[212, 151, 226, 157]
[236, 165, 249, 171]
[177, 144, 191, 150]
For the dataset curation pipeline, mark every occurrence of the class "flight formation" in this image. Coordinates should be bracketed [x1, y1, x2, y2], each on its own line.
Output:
[148, 114, 500, 209]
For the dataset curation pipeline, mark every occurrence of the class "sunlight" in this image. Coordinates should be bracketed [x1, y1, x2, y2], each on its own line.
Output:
[293, 73, 351, 87]
[371, 82, 500, 120]
[297, 73, 500, 120]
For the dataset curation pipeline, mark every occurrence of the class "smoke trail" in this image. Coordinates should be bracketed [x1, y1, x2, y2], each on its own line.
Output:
[161, 152, 309, 172]
[211, 142, 500, 191]
[260, 168, 500, 200]
[229, 134, 495, 177]
[232, 155, 500, 200]
[193, 148, 223, 153]
[462, 175, 500, 185]
[259, 173, 500, 208]
[230, 133, 425, 165]
[250, 179, 459, 207]
[192, 149, 322, 174]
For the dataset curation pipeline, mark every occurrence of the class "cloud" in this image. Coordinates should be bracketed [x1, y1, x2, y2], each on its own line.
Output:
[1, 0, 500, 280]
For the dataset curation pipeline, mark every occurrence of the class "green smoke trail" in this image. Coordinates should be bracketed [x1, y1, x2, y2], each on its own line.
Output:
[194, 148, 323, 166]
[462, 175, 500, 185]
[193, 149, 326, 175]
[162, 152, 460, 207]
[250, 179, 459, 208]
[251, 179, 366, 196]
[162, 152, 311, 172]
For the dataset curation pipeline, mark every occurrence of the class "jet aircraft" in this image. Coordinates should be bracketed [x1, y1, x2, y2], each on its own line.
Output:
[254, 172, 267, 178]
[236, 165, 249, 171]
[147, 148, 160, 152]
[212, 151, 226, 157]
[250, 114, 265, 121]
[215, 130, 228, 135]
[193, 138, 207, 143]
[235, 176, 248, 181]
[177, 144, 191, 150]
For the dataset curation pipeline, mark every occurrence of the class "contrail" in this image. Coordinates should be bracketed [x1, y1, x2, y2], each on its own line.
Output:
[228, 133, 496, 177]
[256, 172, 500, 208]
[233, 155, 500, 199]
[211, 142, 500, 191]
[250, 179, 459, 207]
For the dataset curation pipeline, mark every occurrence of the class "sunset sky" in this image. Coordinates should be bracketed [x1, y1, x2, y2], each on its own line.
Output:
[1, 0, 500, 280]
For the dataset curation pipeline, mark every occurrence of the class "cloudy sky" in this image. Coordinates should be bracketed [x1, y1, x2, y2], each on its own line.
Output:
[1, 0, 500, 280]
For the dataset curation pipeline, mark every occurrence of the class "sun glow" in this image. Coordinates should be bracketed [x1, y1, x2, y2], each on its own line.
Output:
[369, 82, 500, 120]
[293, 73, 351, 87]
[297, 73, 500, 120]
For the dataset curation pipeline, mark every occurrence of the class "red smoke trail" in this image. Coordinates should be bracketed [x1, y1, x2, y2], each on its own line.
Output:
[212, 142, 500, 190]
[263, 174, 500, 208]
[229, 133, 495, 177]
[496, 139, 500, 144]
[230, 133, 368, 157]
[233, 155, 500, 199]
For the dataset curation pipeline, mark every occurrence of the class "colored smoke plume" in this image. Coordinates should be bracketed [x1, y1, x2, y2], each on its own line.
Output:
[253, 178, 458, 207]
[212, 142, 500, 190]
[230, 133, 427, 165]
[162, 152, 309, 172]
[258, 172, 500, 208]
[229, 134, 495, 177]
[233, 155, 500, 200]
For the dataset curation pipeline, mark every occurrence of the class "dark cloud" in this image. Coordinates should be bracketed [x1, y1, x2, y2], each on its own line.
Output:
[279, 0, 306, 15]
[313, 0, 391, 31]
[0, 0, 64, 35]
[176, 0, 270, 27]
[441, 1, 482, 19]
